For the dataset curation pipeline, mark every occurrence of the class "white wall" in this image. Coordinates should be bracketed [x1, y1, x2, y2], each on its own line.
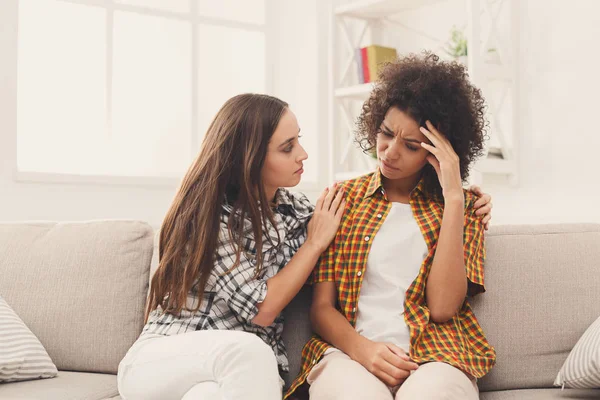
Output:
[488, 0, 600, 224]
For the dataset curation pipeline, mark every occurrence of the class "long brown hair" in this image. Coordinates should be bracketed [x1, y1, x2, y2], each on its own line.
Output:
[145, 93, 289, 322]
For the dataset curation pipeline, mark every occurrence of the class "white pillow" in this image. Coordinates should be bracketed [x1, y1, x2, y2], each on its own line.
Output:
[555, 316, 600, 389]
[0, 295, 58, 382]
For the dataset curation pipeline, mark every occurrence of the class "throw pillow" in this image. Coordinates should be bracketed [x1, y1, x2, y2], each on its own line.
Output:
[555, 316, 600, 389]
[0, 295, 58, 382]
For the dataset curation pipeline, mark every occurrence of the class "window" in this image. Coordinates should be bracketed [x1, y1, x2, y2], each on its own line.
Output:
[17, 0, 267, 179]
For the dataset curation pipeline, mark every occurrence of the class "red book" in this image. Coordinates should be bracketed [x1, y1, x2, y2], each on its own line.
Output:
[361, 47, 370, 83]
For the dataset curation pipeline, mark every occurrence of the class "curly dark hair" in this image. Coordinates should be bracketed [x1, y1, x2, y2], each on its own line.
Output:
[356, 51, 488, 199]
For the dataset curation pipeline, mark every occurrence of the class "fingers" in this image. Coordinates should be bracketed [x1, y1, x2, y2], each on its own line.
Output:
[382, 343, 419, 377]
[483, 213, 491, 229]
[385, 344, 410, 361]
[329, 186, 345, 214]
[315, 187, 328, 210]
[422, 121, 457, 158]
[473, 193, 492, 209]
[426, 155, 441, 177]
[375, 369, 406, 387]
[420, 139, 440, 155]
[469, 185, 483, 196]
[321, 183, 338, 211]
[475, 203, 492, 216]
[384, 344, 419, 371]
[334, 199, 346, 222]
[420, 123, 444, 150]
[376, 357, 411, 386]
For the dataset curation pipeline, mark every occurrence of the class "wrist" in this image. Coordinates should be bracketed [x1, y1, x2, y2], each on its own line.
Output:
[303, 239, 326, 255]
[347, 335, 367, 362]
[443, 190, 465, 206]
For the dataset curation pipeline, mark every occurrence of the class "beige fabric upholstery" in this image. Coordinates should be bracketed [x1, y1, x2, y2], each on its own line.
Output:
[480, 388, 600, 399]
[0, 371, 118, 400]
[471, 224, 600, 392]
[0, 221, 154, 374]
[2, 221, 599, 399]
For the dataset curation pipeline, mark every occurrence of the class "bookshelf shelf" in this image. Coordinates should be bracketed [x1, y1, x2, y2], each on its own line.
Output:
[335, 0, 445, 19]
[334, 83, 374, 99]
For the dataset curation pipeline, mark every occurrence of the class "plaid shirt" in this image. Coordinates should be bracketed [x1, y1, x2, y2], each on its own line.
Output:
[141, 188, 314, 372]
[285, 171, 496, 398]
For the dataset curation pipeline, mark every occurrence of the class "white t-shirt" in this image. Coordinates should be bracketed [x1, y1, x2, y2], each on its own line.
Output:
[354, 201, 428, 352]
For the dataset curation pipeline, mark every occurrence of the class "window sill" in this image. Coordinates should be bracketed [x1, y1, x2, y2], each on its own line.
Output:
[13, 170, 181, 189]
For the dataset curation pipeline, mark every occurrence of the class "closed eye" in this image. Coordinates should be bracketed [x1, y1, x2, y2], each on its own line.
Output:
[378, 127, 394, 138]
[405, 143, 419, 152]
[283, 135, 302, 153]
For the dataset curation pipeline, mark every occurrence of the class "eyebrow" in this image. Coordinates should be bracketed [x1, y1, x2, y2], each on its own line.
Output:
[381, 123, 421, 144]
[277, 128, 301, 148]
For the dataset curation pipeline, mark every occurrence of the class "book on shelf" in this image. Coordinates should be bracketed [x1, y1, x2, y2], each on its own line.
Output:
[355, 45, 398, 84]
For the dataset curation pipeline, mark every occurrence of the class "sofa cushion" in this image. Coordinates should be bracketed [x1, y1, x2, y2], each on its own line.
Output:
[0, 371, 118, 400]
[282, 284, 313, 389]
[0, 221, 154, 374]
[480, 388, 600, 399]
[555, 315, 600, 389]
[0, 295, 58, 382]
[471, 224, 600, 392]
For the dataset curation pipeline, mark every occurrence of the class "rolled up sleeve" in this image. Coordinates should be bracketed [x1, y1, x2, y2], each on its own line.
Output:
[227, 278, 268, 322]
[464, 193, 486, 296]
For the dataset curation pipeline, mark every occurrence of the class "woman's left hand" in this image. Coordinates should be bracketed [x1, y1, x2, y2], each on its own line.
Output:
[420, 121, 464, 203]
[468, 185, 493, 230]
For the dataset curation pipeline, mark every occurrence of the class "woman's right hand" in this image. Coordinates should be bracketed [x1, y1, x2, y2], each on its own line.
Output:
[352, 337, 419, 387]
[306, 184, 346, 253]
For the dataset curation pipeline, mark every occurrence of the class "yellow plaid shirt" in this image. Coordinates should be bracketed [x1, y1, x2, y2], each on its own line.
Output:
[285, 171, 496, 398]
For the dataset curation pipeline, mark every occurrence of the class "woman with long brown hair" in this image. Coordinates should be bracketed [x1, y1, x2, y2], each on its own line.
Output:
[116, 93, 492, 400]
[117, 93, 345, 400]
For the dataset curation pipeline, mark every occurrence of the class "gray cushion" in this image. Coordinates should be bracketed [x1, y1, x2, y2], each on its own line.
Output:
[0, 221, 154, 374]
[282, 284, 313, 389]
[0, 370, 118, 400]
[480, 388, 600, 399]
[472, 224, 600, 392]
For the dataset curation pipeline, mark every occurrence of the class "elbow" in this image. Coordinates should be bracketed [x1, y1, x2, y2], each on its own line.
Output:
[251, 309, 277, 327]
[429, 309, 455, 324]
[429, 304, 460, 324]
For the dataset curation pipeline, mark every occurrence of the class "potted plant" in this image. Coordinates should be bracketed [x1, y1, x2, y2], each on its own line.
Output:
[445, 26, 468, 66]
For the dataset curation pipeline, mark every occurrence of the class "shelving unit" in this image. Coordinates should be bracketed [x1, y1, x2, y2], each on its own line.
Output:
[328, 0, 520, 185]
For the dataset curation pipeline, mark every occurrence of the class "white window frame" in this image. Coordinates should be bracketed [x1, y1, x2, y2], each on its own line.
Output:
[14, 0, 272, 188]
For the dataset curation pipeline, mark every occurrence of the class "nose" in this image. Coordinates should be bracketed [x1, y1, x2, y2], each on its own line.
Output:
[385, 138, 402, 160]
[297, 144, 308, 162]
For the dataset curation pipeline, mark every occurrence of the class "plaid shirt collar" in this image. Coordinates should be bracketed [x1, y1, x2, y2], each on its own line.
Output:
[365, 168, 427, 201]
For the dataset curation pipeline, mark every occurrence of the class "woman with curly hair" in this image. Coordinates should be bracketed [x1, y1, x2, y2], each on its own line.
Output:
[285, 52, 496, 400]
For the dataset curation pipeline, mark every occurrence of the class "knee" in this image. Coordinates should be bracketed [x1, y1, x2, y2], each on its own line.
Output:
[227, 332, 278, 371]
[399, 363, 477, 400]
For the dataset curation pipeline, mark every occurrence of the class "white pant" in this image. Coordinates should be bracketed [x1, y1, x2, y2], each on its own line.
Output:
[308, 351, 479, 400]
[117, 330, 284, 400]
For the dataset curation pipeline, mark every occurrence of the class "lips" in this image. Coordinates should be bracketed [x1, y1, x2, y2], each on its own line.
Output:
[380, 159, 399, 171]
[295, 166, 304, 174]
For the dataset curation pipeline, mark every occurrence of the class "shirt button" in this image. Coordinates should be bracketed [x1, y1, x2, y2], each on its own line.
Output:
[377, 214, 382, 218]
[312, 358, 317, 364]
[352, 307, 357, 313]
[364, 236, 370, 241]
[357, 271, 362, 277]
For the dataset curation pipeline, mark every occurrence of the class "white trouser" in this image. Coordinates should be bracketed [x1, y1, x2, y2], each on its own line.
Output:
[117, 330, 284, 400]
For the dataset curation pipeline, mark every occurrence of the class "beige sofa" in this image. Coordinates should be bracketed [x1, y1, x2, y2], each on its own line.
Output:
[0, 221, 599, 399]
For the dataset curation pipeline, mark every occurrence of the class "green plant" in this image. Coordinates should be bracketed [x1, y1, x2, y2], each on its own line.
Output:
[445, 26, 467, 58]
